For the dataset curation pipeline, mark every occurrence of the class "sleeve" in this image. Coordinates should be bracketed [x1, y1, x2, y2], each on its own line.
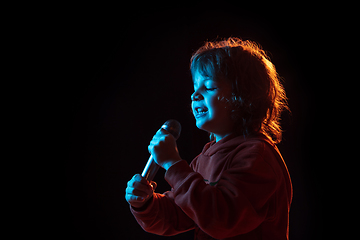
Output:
[164, 146, 280, 239]
[130, 164, 195, 236]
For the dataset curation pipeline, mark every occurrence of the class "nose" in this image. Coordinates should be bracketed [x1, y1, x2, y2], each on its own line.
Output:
[191, 90, 203, 101]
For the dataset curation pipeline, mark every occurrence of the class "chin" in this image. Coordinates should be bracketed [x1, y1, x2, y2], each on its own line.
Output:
[195, 118, 214, 133]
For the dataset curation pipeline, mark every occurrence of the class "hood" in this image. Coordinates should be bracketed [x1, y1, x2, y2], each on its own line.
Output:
[201, 133, 272, 157]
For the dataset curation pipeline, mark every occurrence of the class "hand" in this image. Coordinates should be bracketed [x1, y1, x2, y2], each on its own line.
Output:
[148, 128, 182, 170]
[125, 174, 157, 209]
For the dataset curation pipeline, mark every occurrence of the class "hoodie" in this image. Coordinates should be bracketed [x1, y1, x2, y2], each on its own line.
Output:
[130, 133, 292, 240]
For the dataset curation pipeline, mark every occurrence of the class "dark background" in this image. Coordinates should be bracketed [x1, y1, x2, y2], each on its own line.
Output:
[65, 4, 323, 239]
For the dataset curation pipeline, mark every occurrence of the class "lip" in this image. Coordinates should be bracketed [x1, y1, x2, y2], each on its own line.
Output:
[194, 111, 208, 119]
[193, 106, 208, 119]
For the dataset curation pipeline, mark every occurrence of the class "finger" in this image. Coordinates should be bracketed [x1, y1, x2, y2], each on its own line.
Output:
[150, 181, 157, 191]
[126, 183, 152, 196]
[149, 135, 166, 147]
[126, 187, 151, 199]
[128, 174, 152, 193]
[159, 128, 170, 135]
[148, 144, 153, 154]
[132, 174, 150, 186]
[156, 129, 171, 139]
[160, 129, 175, 142]
[150, 135, 163, 143]
[132, 181, 153, 195]
[125, 193, 146, 203]
[156, 128, 166, 135]
[153, 128, 170, 139]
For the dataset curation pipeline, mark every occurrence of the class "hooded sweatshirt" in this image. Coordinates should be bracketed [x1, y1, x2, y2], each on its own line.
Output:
[130, 133, 292, 240]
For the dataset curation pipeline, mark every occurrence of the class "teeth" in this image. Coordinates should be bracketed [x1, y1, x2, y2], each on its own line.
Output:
[195, 107, 208, 114]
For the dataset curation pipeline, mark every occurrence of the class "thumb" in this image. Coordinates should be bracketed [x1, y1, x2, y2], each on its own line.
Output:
[150, 181, 157, 191]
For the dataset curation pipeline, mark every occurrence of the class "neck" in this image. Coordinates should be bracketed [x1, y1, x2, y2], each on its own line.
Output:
[213, 132, 233, 142]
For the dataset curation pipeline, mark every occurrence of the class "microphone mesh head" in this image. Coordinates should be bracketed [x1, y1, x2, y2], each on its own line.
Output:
[162, 119, 181, 140]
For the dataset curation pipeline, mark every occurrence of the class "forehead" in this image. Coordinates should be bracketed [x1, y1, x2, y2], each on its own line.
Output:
[192, 70, 233, 95]
[193, 70, 214, 86]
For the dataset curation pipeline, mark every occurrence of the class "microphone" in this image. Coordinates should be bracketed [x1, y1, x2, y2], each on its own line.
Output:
[141, 119, 181, 181]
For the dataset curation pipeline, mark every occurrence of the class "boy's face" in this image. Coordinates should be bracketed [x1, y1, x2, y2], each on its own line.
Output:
[191, 71, 235, 141]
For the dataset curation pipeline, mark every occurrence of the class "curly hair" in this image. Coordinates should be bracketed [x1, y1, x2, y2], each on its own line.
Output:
[190, 37, 289, 144]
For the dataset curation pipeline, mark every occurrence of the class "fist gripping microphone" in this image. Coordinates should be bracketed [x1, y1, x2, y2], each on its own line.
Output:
[141, 119, 181, 181]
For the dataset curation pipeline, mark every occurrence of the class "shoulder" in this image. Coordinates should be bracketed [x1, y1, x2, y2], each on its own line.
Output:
[232, 135, 274, 158]
[230, 136, 282, 174]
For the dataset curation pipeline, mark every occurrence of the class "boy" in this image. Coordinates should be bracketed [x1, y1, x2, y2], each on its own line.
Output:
[125, 37, 292, 240]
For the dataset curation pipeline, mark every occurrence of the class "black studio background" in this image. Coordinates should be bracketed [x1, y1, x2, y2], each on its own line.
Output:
[65, 5, 323, 240]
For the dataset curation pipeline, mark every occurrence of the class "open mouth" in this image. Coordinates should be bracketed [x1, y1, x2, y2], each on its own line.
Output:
[194, 107, 208, 117]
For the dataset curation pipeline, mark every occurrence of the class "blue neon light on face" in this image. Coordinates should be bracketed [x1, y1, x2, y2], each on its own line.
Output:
[191, 71, 235, 141]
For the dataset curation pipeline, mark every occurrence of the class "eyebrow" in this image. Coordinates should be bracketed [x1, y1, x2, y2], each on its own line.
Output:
[194, 78, 214, 85]
[194, 79, 212, 87]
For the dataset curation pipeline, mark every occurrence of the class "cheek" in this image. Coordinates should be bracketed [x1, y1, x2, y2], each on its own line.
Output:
[208, 96, 230, 116]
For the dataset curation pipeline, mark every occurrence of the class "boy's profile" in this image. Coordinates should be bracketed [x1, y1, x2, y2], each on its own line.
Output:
[125, 37, 292, 240]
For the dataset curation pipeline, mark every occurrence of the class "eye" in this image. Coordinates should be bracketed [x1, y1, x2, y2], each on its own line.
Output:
[205, 87, 217, 91]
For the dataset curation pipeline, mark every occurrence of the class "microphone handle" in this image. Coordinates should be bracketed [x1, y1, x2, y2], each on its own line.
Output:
[141, 155, 160, 181]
